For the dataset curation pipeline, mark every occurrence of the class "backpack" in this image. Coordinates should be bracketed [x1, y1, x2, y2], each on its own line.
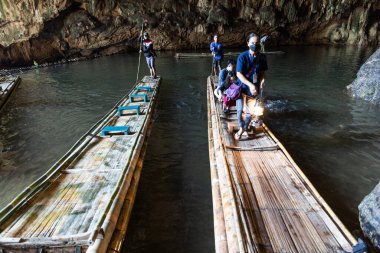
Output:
[225, 83, 242, 101]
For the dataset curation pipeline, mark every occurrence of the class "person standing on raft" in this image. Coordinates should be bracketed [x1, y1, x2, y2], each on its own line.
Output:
[235, 32, 268, 140]
[210, 35, 224, 76]
[141, 32, 157, 79]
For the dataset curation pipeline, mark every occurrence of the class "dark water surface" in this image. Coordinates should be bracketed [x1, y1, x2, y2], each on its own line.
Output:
[0, 46, 379, 252]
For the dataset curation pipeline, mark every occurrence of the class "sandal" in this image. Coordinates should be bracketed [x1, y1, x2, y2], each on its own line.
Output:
[234, 129, 243, 140]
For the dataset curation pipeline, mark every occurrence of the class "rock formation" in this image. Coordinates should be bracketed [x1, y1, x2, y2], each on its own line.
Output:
[0, 0, 379, 67]
[359, 182, 380, 250]
[348, 47, 380, 104]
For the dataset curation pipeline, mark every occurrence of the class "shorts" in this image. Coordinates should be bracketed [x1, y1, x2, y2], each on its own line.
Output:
[146, 56, 155, 69]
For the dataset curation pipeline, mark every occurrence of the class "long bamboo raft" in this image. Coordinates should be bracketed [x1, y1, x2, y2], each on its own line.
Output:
[207, 76, 358, 253]
[0, 76, 161, 253]
[0, 76, 21, 111]
[175, 51, 285, 59]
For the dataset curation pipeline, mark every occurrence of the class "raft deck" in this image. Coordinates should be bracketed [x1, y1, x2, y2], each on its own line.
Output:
[207, 76, 357, 253]
[0, 76, 21, 111]
[0, 76, 161, 253]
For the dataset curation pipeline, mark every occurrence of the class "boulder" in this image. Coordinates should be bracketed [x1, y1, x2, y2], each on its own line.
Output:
[348, 48, 380, 104]
[358, 182, 380, 250]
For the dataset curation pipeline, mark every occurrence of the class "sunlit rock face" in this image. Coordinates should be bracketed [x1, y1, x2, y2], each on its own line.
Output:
[359, 182, 380, 250]
[348, 48, 380, 104]
[0, 0, 379, 67]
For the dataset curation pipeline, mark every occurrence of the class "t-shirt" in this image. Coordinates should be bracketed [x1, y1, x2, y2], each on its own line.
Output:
[210, 42, 223, 60]
[143, 39, 155, 58]
[236, 50, 268, 85]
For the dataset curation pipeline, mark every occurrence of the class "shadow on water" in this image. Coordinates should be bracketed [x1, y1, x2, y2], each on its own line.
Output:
[0, 46, 379, 252]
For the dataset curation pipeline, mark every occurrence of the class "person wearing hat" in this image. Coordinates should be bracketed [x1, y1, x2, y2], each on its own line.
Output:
[210, 35, 224, 75]
[141, 32, 157, 79]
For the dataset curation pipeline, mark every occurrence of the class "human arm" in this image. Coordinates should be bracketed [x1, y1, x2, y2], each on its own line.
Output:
[258, 54, 268, 89]
[214, 88, 223, 101]
[210, 42, 216, 56]
[259, 71, 265, 89]
[151, 43, 157, 57]
[237, 72, 257, 96]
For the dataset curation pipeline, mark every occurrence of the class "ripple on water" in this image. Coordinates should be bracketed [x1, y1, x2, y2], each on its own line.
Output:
[0, 47, 379, 252]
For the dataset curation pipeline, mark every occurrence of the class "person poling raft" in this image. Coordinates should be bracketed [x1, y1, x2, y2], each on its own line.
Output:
[140, 32, 158, 79]
[210, 34, 224, 76]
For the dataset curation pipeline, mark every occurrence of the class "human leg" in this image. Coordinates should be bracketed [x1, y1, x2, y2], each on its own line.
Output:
[213, 58, 217, 76]
[236, 97, 244, 129]
[217, 60, 222, 74]
[147, 57, 156, 78]
[244, 96, 258, 128]
[151, 57, 157, 78]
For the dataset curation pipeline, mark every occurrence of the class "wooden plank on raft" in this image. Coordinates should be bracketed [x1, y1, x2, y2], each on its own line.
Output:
[207, 81, 228, 253]
[206, 76, 356, 253]
[0, 76, 161, 252]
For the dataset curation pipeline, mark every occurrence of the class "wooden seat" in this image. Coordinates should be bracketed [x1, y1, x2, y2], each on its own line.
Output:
[118, 105, 140, 116]
[136, 86, 153, 92]
[101, 126, 130, 136]
[130, 94, 148, 102]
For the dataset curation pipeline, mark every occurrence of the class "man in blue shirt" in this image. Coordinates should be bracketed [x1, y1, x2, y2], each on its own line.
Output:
[210, 35, 224, 75]
[235, 33, 268, 140]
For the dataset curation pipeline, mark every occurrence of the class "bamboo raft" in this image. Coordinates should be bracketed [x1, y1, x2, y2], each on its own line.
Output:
[0, 76, 21, 111]
[207, 76, 358, 253]
[0, 76, 161, 253]
[175, 51, 285, 59]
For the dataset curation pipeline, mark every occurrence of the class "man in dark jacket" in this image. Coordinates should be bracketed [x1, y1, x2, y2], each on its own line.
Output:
[141, 32, 157, 79]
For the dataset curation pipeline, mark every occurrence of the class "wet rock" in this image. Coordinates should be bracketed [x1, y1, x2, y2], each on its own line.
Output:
[358, 182, 380, 250]
[0, 0, 379, 67]
[347, 48, 380, 104]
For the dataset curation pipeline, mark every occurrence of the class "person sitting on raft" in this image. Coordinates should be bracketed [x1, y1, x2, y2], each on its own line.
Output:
[235, 32, 268, 140]
[214, 59, 237, 114]
[210, 34, 224, 75]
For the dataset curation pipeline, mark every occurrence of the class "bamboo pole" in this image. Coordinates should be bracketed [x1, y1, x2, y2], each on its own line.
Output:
[208, 77, 243, 252]
[207, 80, 228, 253]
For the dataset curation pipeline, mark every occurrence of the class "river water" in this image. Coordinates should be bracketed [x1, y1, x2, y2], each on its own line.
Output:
[0, 46, 378, 252]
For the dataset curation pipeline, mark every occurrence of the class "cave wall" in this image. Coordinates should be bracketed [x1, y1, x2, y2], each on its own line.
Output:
[0, 0, 379, 67]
